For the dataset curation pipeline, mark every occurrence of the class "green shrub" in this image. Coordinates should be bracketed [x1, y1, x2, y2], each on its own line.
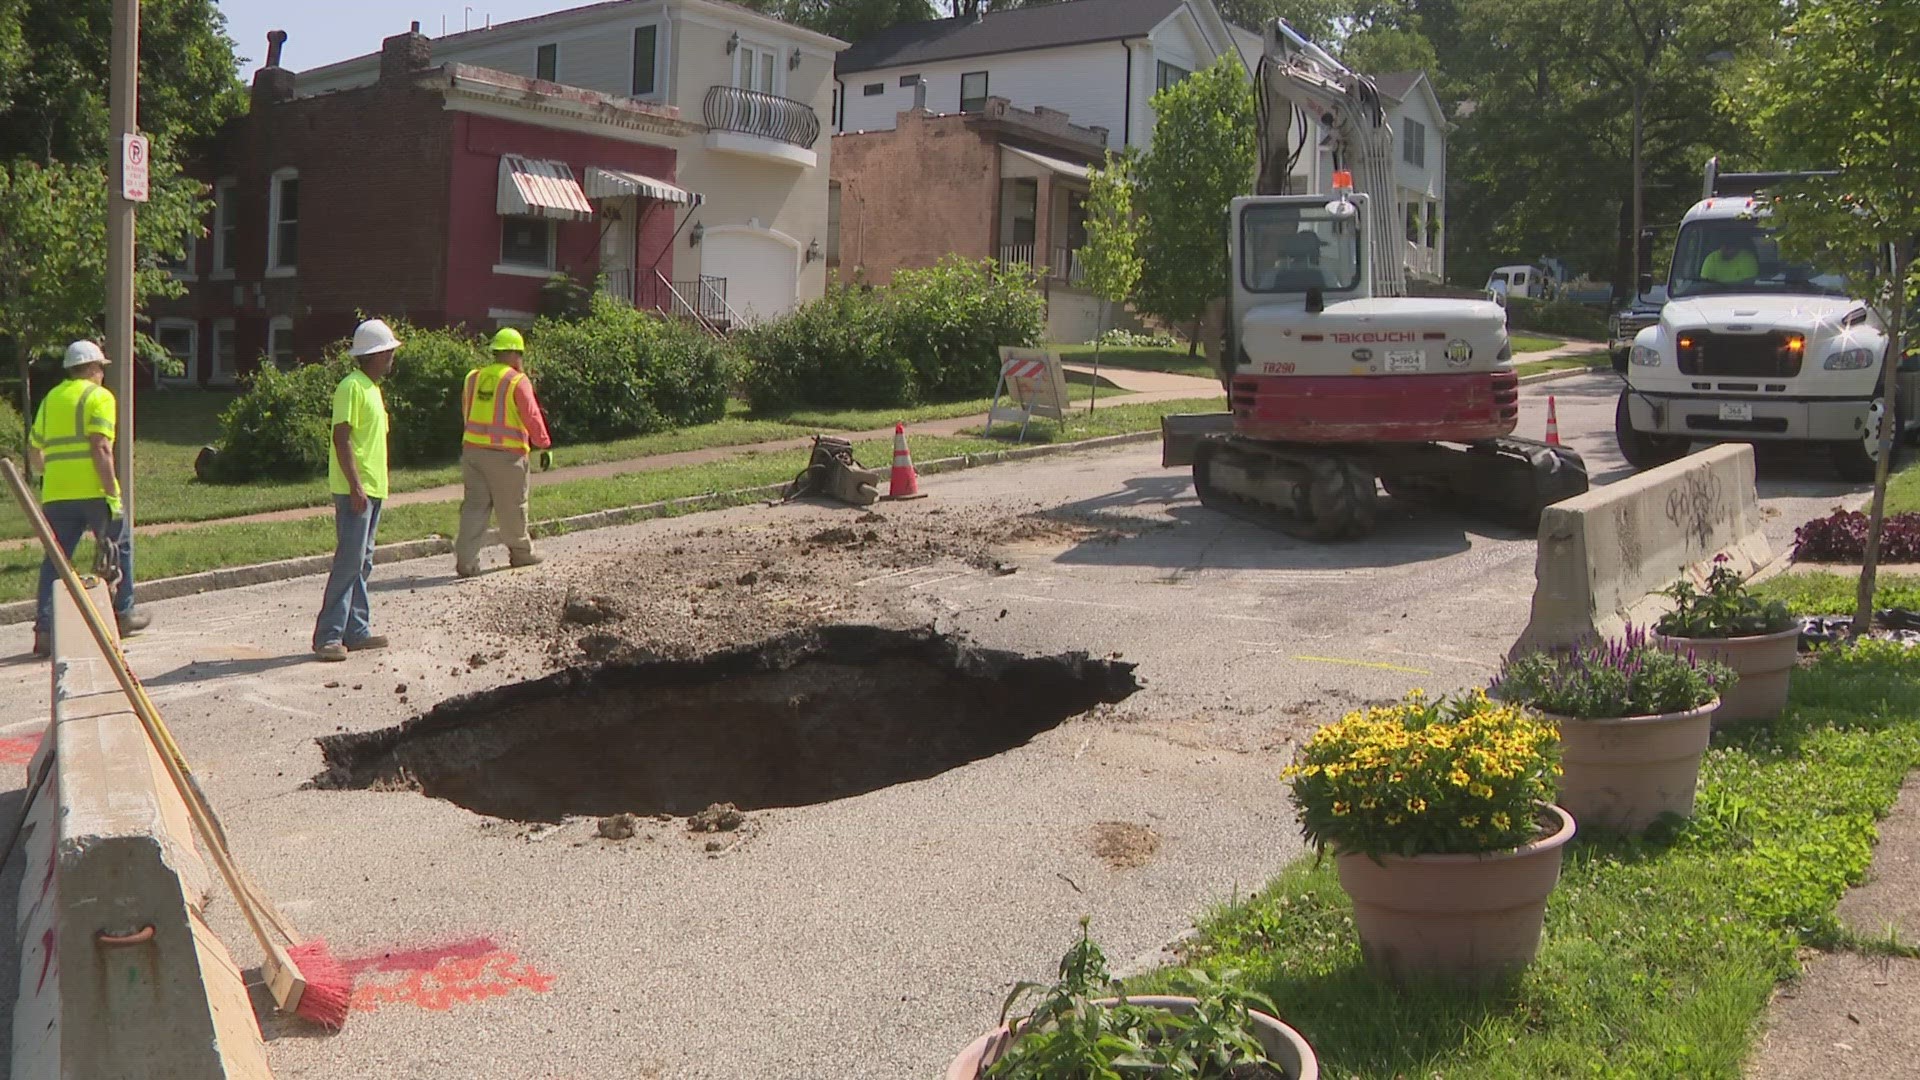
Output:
[206, 356, 348, 481]
[738, 256, 1045, 411]
[1506, 295, 1609, 340]
[527, 296, 733, 443]
[733, 284, 910, 412]
[380, 322, 489, 467]
[0, 394, 24, 465]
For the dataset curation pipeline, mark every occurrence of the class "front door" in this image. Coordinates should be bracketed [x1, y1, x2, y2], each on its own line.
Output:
[599, 199, 637, 304]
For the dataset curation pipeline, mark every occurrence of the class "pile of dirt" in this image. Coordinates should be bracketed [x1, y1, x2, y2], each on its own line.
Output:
[459, 503, 1128, 666]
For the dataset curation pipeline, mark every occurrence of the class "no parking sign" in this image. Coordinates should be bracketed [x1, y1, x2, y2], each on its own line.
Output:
[121, 134, 149, 203]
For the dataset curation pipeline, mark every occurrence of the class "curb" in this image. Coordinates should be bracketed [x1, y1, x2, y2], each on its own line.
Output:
[0, 429, 1163, 626]
[1518, 361, 1612, 386]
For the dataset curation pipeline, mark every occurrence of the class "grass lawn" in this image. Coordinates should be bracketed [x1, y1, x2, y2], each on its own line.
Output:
[0, 395, 1224, 605]
[1055, 344, 1215, 380]
[0, 393, 1005, 544]
[1753, 570, 1920, 615]
[1129, 642, 1920, 1077]
[1510, 334, 1567, 354]
[1515, 352, 1609, 379]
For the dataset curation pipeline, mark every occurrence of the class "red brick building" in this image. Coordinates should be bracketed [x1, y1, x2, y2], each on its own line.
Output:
[829, 97, 1111, 342]
[152, 27, 706, 385]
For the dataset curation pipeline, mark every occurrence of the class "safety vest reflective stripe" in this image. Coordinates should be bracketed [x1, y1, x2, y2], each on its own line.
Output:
[38, 383, 110, 501]
[462, 367, 528, 451]
[38, 386, 97, 456]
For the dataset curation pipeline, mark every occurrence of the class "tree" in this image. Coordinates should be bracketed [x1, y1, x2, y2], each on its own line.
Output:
[749, 0, 937, 41]
[1134, 57, 1256, 351]
[1078, 151, 1143, 408]
[1340, 23, 1437, 73]
[1755, 0, 1920, 634]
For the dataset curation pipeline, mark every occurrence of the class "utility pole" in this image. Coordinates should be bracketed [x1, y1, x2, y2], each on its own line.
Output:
[108, 0, 139, 530]
[1630, 80, 1642, 301]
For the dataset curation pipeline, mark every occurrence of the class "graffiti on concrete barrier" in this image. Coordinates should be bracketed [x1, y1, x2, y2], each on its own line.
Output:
[1664, 471, 1725, 554]
[344, 937, 556, 1013]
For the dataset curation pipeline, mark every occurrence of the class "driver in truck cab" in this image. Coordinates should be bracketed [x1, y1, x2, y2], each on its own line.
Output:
[1700, 235, 1759, 285]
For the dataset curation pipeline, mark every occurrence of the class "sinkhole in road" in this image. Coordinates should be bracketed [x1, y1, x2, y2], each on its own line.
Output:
[311, 625, 1139, 823]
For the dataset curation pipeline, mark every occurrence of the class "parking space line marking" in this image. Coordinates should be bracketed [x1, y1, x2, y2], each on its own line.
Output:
[907, 571, 974, 591]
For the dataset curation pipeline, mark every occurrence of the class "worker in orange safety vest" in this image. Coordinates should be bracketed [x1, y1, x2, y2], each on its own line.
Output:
[453, 327, 553, 577]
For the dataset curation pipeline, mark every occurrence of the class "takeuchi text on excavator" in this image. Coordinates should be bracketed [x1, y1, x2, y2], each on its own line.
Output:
[1160, 19, 1589, 540]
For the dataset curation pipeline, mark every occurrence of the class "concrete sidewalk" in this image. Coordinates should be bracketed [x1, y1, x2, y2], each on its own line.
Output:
[0, 386, 1215, 548]
[1750, 777, 1920, 1077]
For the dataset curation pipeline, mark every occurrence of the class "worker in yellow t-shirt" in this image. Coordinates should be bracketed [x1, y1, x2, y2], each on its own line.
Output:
[312, 319, 399, 662]
[1700, 237, 1759, 285]
[27, 341, 148, 658]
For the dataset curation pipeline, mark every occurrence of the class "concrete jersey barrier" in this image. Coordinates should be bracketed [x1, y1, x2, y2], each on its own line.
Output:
[1512, 443, 1771, 654]
[12, 581, 272, 1079]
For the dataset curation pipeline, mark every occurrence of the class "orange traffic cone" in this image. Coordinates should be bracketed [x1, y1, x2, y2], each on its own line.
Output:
[886, 422, 926, 500]
[1545, 395, 1561, 447]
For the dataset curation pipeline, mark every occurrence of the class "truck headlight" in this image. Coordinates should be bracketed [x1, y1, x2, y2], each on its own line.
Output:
[1825, 347, 1876, 370]
[1630, 345, 1662, 367]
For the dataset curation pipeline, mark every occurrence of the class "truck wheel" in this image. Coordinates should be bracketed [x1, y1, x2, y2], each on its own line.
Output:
[1614, 390, 1689, 470]
[1833, 399, 1897, 482]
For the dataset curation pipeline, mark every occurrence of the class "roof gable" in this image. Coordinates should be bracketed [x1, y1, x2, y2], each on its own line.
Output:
[838, 0, 1188, 75]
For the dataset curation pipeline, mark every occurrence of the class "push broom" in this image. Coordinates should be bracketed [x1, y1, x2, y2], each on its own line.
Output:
[2, 459, 353, 1028]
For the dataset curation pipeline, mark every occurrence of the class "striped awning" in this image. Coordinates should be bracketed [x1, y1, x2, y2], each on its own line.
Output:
[497, 155, 594, 221]
[584, 167, 704, 207]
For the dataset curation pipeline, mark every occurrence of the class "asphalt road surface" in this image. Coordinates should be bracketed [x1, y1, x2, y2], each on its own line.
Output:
[0, 371, 1868, 1079]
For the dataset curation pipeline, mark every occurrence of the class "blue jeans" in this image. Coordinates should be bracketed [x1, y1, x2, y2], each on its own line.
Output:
[35, 499, 134, 633]
[313, 495, 383, 649]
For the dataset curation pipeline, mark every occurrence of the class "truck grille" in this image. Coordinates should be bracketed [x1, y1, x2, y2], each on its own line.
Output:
[1675, 331, 1803, 378]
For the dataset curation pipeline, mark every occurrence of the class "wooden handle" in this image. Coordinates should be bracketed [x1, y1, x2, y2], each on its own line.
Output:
[0, 460, 309, 1011]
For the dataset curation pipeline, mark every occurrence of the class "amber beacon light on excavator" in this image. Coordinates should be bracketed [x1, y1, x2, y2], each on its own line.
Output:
[1160, 20, 1589, 540]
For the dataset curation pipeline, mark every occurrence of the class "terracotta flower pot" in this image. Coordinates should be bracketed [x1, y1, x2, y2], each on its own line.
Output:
[1335, 804, 1575, 983]
[1657, 626, 1800, 727]
[1552, 701, 1717, 833]
[946, 995, 1319, 1080]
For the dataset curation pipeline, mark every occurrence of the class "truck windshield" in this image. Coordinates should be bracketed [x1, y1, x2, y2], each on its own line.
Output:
[1242, 203, 1363, 294]
[1668, 218, 1851, 300]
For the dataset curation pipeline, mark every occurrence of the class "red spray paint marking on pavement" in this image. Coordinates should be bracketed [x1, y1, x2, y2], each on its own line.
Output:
[342, 937, 556, 1014]
[0, 733, 44, 766]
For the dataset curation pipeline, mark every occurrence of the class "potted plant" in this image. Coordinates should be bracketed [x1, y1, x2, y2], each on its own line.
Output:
[1283, 690, 1572, 983]
[1654, 556, 1799, 726]
[1492, 627, 1733, 833]
[946, 920, 1317, 1079]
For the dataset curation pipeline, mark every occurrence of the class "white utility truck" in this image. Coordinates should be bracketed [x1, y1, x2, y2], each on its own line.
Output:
[1616, 158, 1903, 480]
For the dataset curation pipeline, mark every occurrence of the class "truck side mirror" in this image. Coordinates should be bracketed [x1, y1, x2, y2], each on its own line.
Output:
[1637, 272, 1654, 298]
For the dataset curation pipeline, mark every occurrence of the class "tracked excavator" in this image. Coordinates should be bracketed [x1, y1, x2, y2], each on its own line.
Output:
[1160, 21, 1589, 539]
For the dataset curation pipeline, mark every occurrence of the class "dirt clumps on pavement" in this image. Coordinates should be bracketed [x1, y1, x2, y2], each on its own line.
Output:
[461, 501, 1132, 666]
[596, 813, 639, 840]
[688, 802, 747, 833]
[1090, 821, 1161, 869]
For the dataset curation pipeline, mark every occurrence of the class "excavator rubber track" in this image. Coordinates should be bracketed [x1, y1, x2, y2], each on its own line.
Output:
[1190, 435, 1588, 540]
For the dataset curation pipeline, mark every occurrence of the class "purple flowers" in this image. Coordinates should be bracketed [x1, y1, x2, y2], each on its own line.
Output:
[1490, 624, 1735, 720]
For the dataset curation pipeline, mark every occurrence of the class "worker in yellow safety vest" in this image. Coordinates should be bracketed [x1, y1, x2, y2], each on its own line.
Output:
[26, 341, 150, 657]
[454, 327, 553, 577]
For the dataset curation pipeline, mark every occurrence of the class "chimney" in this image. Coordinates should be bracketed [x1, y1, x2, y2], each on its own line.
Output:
[250, 30, 295, 105]
[911, 76, 927, 112]
[380, 23, 434, 82]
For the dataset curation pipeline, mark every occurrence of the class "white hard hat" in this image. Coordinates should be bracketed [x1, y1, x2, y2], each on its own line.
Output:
[63, 340, 108, 368]
[350, 318, 402, 357]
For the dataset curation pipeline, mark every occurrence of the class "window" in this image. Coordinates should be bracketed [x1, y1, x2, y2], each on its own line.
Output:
[898, 74, 920, 88]
[1402, 118, 1426, 168]
[155, 319, 197, 384]
[631, 26, 658, 95]
[210, 319, 236, 384]
[536, 43, 558, 82]
[1406, 201, 1421, 243]
[500, 217, 555, 270]
[212, 178, 237, 275]
[736, 43, 777, 94]
[159, 236, 196, 280]
[267, 169, 298, 274]
[960, 71, 988, 113]
[1426, 201, 1441, 247]
[862, 82, 883, 96]
[1155, 61, 1189, 92]
[267, 317, 295, 369]
[1241, 202, 1364, 294]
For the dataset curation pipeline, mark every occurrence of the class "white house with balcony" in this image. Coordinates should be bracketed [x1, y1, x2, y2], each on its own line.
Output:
[297, 0, 846, 321]
[833, 0, 1244, 153]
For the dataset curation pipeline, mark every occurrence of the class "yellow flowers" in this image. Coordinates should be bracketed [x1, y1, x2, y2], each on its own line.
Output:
[1283, 689, 1562, 859]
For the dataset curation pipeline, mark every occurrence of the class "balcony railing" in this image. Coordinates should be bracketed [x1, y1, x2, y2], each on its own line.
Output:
[1000, 244, 1088, 286]
[704, 85, 821, 149]
[636, 272, 734, 334]
[603, 267, 635, 305]
[999, 244, 1036, 273]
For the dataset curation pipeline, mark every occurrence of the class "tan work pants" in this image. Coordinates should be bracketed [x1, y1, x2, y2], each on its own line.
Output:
[455, 445, 532, 570]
